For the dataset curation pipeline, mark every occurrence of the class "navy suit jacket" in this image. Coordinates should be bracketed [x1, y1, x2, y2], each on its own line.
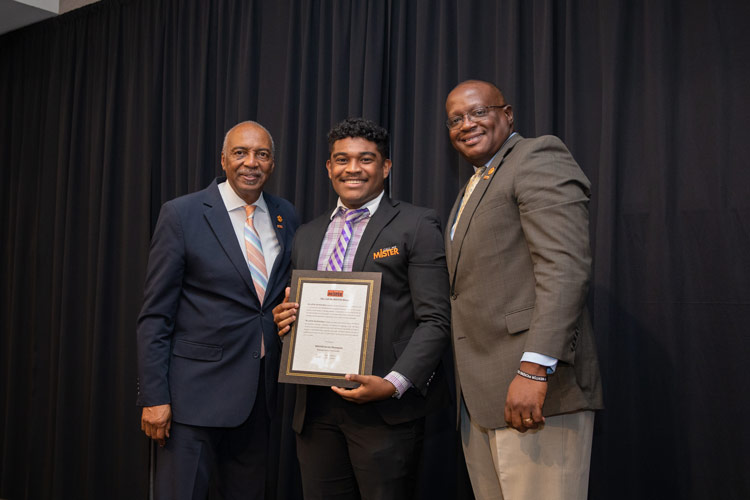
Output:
[137, 177, 298, 427]
[290, 196, 451, 433]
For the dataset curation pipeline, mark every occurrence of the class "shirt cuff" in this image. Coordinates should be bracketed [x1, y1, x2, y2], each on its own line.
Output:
[384, 371, 412, 399]
[521, 352, 558, 374]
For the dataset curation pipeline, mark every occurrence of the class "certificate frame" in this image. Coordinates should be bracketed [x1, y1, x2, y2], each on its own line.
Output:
[278, 270, 381, 388]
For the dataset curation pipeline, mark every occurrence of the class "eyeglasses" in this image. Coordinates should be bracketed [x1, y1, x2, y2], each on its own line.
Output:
[445, 105, 509, 130]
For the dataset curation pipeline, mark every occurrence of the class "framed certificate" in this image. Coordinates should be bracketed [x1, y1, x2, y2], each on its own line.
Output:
[278, 270, 381, 388]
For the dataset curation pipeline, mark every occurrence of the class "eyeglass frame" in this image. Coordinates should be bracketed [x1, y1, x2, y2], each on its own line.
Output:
[445, 104, 510, 130]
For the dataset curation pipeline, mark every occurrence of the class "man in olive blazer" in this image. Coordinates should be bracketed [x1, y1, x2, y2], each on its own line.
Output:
[445, 80, 603, 499]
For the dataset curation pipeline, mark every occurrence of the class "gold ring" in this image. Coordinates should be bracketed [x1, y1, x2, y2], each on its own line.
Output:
[523, 417, 533, 423]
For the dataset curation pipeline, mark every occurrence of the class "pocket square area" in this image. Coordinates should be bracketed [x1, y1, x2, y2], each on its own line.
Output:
[373, 245, 400, 260]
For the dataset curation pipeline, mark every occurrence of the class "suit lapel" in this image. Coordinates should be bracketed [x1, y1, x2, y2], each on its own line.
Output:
[445, 189, 463, 266]
[264, 193, 289, 295]
[301, 213, 331, 270]
[352, 196, 398, 271]
[448, 134, 522, 278]
[201, 180, 257, 295]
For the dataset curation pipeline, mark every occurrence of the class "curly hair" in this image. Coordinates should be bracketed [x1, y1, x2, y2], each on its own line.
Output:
[327, 117, 389, 159]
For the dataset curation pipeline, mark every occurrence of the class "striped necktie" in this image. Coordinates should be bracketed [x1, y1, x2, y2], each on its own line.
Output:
[245, 205, 267, 356]
[244, 205, 268, 303]
[326, 207, 370, 271]
[451, 166, 487, 239]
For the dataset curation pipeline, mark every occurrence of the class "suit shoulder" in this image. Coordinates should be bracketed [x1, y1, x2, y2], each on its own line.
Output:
[297, 211, 331, 235]
[389, 199, 439, 220]
[515, 135, 572, 155]
[388, 200, 443, 236]
[512, 136, 590, 188]
[160, 182, 216, 214]
[264, 192, 299, 225]
[264, 192, 296, 212]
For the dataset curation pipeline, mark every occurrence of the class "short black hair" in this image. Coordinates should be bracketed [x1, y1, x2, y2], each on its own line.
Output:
[327, 118, 390, 159]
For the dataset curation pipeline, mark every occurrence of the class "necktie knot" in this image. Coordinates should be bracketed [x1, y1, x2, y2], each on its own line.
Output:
[245, 205, 256, 219]
[471, 165, 487, 182]
[325, 207, 370, 272]
[451, 165, 489, 239]
[343, 207, 369, 223]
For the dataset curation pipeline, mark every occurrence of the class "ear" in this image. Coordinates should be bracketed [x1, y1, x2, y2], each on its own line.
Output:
[505, 105, 514, 125]
[382, 159, 392, 179]
[220, 152, 227, 172]
[326, 159, 333, 179]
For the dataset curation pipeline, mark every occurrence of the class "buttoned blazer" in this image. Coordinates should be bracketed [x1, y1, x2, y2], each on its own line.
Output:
[447, 134, 604, 430]
[289, 196, 451, 433]
[136, 177, 299, 427]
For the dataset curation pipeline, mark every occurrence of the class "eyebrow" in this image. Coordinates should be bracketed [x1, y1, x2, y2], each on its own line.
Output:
[332, 151, 377, 157]
[232, 147, 271, 152]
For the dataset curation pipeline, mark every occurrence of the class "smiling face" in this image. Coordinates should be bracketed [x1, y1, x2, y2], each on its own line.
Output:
[326, 137, 392, 209]
[220, 123, 275, 204]
[445, 81, 514, 166]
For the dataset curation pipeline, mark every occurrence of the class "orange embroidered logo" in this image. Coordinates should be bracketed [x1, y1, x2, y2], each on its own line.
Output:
[483, 166, 496, 180]
[373, 246, 400, 260]
[327, 290, 344, 297]
[277, 215, 283, 222]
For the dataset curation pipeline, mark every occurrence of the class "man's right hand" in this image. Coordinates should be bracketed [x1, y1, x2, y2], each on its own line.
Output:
[141, 404, 172, 447]
[273, 287, 299, 336]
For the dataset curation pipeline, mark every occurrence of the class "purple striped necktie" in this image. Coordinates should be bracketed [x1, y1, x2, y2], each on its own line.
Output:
[326, 207, 370, 271]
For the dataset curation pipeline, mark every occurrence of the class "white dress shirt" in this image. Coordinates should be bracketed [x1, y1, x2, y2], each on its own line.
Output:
[218, 180, 280, 277]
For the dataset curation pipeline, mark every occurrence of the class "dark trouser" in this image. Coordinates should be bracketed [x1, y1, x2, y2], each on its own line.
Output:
[296, 386, 424, 500]
[155, 362, 269, 500]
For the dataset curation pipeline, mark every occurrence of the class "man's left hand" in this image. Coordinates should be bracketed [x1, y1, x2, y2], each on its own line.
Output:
[504, 361, 548, 432]
[273, 287, 298, 337]
[331, 374, 396, 404]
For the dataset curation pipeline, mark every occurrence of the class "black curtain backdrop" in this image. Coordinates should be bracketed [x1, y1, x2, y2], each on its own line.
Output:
[2, 0, 749, 498]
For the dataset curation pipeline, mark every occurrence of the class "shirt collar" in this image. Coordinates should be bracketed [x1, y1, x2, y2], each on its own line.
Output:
[329, 190, 385, 220]
[218, 179, 268, 214]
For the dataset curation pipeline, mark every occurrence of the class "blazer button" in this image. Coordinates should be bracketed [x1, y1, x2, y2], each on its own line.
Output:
[252, 351, 260, 359]
[451, 293, 458, 300]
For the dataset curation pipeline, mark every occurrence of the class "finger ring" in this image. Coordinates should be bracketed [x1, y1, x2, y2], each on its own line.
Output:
[523, 417, 533, 423]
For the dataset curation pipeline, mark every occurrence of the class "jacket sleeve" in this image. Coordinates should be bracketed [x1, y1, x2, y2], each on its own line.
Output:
[136, 201, 185, 406]
[390, 209, 452, 393]
[515, 136, 592, 363]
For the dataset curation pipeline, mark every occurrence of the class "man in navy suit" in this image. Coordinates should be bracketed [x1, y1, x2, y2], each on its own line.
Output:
[137, 121, 298, 499]
[273, 118, 451, 500]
